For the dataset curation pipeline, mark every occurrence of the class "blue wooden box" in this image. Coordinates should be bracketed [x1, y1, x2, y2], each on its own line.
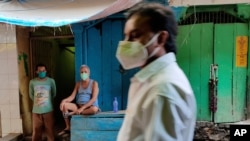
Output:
[71, 111, 125, 141]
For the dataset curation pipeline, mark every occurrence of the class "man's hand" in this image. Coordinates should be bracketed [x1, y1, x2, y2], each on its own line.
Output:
[76, 107, 85, 114]
[60, 100, 67, 111]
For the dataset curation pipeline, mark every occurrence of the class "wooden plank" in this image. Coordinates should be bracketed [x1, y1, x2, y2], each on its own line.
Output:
[177, 23, 213, 121]
[189, 24, 202, 121]
[101, 20, 113, 111]
[87, 26, 103, 110]
[232, 23, 248, 121]
[111, 20, 124, 110]
[72, 23, 84, 81]
[71, 131, 119, 141]
[214, 24, 234, 123]
[71, 117, 124, 130]
[200, 23, 213, 121]
[72, 110, 125, 118]
[176, 25, 190, 78]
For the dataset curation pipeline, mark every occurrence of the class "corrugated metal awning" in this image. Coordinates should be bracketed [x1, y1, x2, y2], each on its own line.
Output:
[169, 0, 250, 6]
[0, 0, 142, 27]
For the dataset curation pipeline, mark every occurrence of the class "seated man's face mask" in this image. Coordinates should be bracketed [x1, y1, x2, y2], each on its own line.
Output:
[81, 72, 89, 81]
[116, 33, 160, 70]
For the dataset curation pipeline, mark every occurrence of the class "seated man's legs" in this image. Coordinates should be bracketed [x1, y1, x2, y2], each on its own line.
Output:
[58, 102, 78, 135]
[81, 106, 99, 115]
[58, 103, 99, 136]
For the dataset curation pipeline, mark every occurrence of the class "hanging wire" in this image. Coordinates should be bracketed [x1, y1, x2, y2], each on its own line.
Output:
[58, 27, 62, 32]
[10, 23, 13, 31]
[69, 24, 73, 35]
[32, 26, 36, 32]
[180, 5, 197, 48]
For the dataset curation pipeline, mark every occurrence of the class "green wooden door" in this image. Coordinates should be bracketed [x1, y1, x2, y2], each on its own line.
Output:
[177, 23, 213, 121]
[177, 23, 248, 122]
[214, 23, 248, 123]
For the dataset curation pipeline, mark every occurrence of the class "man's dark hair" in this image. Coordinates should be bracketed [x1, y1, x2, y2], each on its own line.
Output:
[125, 2, 178, 54]
[36, 63, 47, 70]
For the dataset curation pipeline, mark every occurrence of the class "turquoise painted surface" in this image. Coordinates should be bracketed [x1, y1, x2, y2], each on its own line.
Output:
[72, 17, 138, 111]
[71, 112, 124, 141]
[71, 131, 119, 141]
[71, 117, 124, 130]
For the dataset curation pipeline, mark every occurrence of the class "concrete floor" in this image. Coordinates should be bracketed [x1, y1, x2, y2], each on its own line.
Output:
[4, 119, 250, 141]
[230, 119, 250, 125]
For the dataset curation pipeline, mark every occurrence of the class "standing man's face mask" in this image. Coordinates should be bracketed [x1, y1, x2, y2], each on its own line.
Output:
[81, 72, 89, 81]
[116, 33, 160, 70]
[38, 71, 46, 78]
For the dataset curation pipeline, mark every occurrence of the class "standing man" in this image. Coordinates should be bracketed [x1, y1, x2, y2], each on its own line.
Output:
[29, 63, 56, 141]
[116, 2, 197, 141]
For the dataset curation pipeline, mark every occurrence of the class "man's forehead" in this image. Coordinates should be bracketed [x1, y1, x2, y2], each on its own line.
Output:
[125, 15, 151, 33]
[37, 66, 46, 70]
[80, 67, 89, 71]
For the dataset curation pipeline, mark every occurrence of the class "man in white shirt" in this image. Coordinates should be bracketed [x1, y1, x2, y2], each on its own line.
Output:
[116, 2, 197, 141]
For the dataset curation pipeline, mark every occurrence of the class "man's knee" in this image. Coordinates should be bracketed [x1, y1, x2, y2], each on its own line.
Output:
[93, 107, 99, 113]
[83, 106, 99, 115]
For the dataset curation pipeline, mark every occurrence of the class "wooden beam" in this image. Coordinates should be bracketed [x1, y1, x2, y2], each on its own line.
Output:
[30, 35, 73, 39]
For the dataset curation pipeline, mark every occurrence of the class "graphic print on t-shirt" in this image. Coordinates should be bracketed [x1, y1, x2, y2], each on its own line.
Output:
[34, 85, 50, 107]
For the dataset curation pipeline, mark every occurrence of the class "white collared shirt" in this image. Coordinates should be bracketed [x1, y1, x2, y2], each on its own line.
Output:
[117, 53, 197, 141]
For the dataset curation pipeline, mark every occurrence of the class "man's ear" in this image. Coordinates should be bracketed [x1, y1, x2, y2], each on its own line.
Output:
[158, 31, 169, 46]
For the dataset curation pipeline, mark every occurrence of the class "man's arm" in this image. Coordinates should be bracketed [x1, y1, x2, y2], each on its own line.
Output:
[29, 80, 34, 100]
[51, 78, 56, 98]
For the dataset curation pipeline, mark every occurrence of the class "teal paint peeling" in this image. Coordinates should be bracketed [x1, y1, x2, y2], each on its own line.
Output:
[18, 52, 28, 76]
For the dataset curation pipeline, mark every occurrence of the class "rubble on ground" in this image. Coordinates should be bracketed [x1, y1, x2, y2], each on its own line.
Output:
[194, 122, 230, 141]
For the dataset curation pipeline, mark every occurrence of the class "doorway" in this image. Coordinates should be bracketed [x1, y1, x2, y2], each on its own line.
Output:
[29, 26, 75, 126]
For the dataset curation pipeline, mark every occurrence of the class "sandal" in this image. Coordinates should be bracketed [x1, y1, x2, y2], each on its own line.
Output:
[58, 130, 70, 136]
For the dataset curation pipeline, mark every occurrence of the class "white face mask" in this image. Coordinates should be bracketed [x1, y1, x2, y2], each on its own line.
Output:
[116, 33, 160, 70]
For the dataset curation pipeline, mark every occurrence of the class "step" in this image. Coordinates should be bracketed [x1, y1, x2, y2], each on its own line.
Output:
[71, 110, 125, 141]
[0, 133, 23, 141]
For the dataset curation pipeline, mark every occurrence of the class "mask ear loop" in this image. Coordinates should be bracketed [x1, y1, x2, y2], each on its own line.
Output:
[144, 32, 161, 48]
[145, 32, 161, 58]
[149, 47, 161, 58]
